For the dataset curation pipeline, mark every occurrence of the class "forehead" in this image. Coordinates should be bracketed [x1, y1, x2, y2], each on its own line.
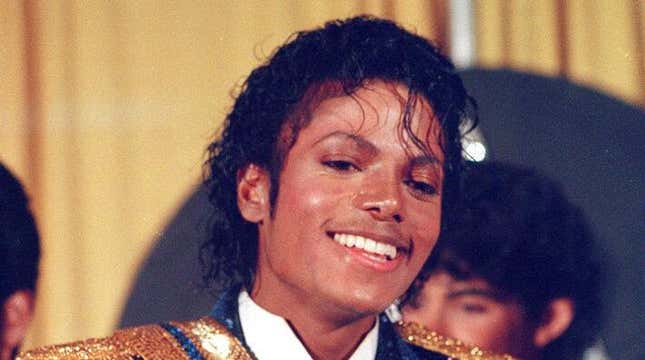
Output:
[290, 80, 442, 158]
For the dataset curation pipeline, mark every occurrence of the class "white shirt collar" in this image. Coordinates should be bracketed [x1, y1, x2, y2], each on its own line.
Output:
[238, 290, 379, 360]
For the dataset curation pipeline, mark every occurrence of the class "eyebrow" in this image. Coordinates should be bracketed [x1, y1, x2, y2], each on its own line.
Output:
[313, 131, 377, 154]
[314, 131, 441, 165]
[410, 154, 441, 167]
[447, 288, 505, 300]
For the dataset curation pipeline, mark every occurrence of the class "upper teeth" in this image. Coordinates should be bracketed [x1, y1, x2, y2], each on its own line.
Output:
[333, 233, 397, 259]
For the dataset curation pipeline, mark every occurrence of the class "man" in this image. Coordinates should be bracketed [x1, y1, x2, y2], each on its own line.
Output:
[402, 161, 603, 359]
[0, 164, 40, 360]
[21, 16, 479, 359]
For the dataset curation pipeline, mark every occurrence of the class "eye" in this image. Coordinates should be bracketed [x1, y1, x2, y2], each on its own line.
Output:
[322, 159, 360, 172]
[405, 180, 438, 196]
[461, 303, 488, 314]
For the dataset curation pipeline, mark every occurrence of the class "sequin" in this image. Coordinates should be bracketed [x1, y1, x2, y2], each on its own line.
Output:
[395, 321, 517, 360]
[160, 323, 205, 360]
[17, 317, 253, 360]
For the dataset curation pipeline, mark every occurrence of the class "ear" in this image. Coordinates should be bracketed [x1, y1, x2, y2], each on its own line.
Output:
[237, 163, 271, 223]
[1, 290, 35, 355]
[533, 297, 575, 348]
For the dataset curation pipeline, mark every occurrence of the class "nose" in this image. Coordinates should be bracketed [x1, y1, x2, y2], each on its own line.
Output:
[352, 176, 403, 223]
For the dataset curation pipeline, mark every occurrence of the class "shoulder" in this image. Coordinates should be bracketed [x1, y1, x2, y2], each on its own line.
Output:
[395, 321, 517, 360]
[18, 317, 252, 360]
[17, 323, 176, 359]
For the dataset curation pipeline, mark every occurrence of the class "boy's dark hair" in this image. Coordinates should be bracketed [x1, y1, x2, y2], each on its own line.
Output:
[0, 164, 40, 302]
[416, 161, 602, 359]
[203, 16, 475, 291]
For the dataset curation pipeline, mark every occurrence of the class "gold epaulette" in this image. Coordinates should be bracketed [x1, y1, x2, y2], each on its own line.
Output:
[18, 317, 253, 360]
[396, 321, 517, 360]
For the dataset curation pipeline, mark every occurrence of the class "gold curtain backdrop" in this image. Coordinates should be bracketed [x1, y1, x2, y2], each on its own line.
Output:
[0, 0, 642, 348]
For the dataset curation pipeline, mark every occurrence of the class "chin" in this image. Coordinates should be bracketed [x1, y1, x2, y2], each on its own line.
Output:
[333, 287, 400, 316]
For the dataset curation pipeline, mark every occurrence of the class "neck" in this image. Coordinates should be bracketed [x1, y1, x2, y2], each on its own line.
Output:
[251, 285, 377, 360]
[289, 314, 375, 360]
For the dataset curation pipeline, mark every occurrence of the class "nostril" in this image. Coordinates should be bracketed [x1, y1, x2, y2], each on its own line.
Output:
[352, 193, 404, 222]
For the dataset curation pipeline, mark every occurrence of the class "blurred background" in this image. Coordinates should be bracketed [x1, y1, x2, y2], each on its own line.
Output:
[1, 0, 642, 357]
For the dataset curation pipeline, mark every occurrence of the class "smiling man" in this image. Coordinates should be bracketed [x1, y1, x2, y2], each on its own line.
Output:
[198, 16, 477, 360]
[229, 81, 446, 359]
[20, 16, 476, 359]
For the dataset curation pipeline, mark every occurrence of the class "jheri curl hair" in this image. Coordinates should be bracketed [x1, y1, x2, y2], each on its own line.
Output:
[0, 163, 40, 302]
[416, 161, 602, 359]
[203, 16, 475, 290]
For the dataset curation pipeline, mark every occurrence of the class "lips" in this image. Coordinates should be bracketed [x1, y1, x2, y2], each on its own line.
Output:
[332, 233, 398, 260]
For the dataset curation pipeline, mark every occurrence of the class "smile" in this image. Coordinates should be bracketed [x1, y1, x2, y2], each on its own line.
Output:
[333, 233, 398, 260]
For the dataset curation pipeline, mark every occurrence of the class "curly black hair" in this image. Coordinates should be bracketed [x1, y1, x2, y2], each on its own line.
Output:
[0, 163, 40, 302]
[202, 16, 475, 291]
[411, 161, 602, 359]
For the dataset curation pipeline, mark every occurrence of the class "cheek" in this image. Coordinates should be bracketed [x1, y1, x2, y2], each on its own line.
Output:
[454, 310, 519, 349]
[444, 315, 502, 349]
[408, 203, 442, 262]
[278, 170, 350, 214]
[278, 179, 337, 217]
[280, 190, 324, 216]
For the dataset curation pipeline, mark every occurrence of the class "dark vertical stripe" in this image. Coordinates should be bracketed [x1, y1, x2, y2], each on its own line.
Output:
[500, 0, 512, 67]
[357, 0, 368, 14]
[472, 0, 480, 66]
[632, 0, 644, 105]
[22, 1, 42, 204]
[582, 0, 598, 76]
[21, 1, 46, 346]
[430, 0, 449, 54]
[555, 0, 570, 77]
[383, 0, 396, 20]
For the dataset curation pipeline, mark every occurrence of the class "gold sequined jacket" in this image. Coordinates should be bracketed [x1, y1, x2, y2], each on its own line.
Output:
[18, 287, 515, 359]
[18, 317, 250, 360]
[395, 321, 517, 360]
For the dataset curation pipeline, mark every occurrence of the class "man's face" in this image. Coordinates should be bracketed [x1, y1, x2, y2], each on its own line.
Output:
[402, 270, 534, 357]
[246, 81, 444, 318]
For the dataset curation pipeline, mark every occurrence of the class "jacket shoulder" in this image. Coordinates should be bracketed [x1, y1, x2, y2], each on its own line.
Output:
[16, 324, 170, 359]
[18, 317, 252, 360]
[396, 321, 517, 360]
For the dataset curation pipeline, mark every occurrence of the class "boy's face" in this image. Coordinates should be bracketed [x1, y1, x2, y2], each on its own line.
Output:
[402, 270, 534, 357]
[245, 81, 445, 318]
